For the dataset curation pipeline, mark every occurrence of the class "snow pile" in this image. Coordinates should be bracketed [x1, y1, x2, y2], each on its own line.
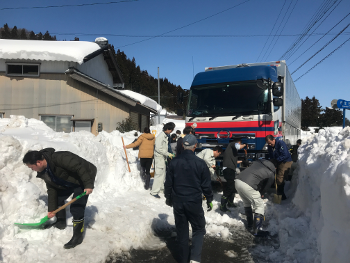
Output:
[0, 39, 101, 64]
[118, 90, 162, 112]
[0, 116, 174, 263]
[264, 127, 350, 262]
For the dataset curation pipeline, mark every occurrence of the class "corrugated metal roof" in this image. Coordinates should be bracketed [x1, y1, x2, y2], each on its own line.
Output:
[0, 39, 101, 64]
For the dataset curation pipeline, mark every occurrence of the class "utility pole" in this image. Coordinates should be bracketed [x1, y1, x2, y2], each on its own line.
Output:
[158, 67, 160, 124]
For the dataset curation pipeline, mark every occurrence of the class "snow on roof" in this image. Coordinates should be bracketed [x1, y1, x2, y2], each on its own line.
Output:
[0, 39, 101, 64]
[118, 90, 162, 113]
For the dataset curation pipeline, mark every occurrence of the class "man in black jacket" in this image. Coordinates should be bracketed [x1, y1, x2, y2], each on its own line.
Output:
[235, 159, 277, 236]
[221, 138, 246, 212]
[165, 134, 213, 263]
[23, 148, 97, 249]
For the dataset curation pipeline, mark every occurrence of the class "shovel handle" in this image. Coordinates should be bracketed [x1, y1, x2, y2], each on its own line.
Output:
[52, 191, 87, 215]
[122, 137, 131, 173]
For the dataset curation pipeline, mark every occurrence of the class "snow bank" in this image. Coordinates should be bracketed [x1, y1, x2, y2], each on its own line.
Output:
[263, 127, 350, 263]
[0, 39, 101, 64]
[0, 116, 174, 263]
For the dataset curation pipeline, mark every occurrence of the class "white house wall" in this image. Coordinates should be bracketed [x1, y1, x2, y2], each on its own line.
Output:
[77, 54, 113, 87]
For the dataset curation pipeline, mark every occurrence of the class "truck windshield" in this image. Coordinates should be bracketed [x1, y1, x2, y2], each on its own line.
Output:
[187, 81, 270, 117]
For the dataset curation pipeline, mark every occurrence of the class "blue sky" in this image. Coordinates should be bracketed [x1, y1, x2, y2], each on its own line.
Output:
[1, 0, 349, 108]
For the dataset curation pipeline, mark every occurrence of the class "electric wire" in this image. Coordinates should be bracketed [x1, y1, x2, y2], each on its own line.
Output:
[291, 23, 349, 75]
[263, 0, 299, 61]
[281, 0, 338, 59]
[285, 0, 343, 61]
[256, 0, 286, 62]
[261, 0, 295, 61]
[116, 0, 251, 48]
[294, 36, 350, 82]
[289, 11, 350, 66]
[0, 0, 138, 11]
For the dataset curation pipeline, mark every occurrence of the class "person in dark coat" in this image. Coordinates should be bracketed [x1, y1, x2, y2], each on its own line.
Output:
[220, 138, 246, 212]
[235, 159, 277, 236]
[165, 134, 213, 263]
[176, 126, 195, 157]
[23, 148, 97, 249]
[265, 135, 293, 200]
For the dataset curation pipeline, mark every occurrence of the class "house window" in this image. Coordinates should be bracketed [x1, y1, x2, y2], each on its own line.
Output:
[0, 113, 3, 118]
[74, 121, 92, 132]
[40, 115, 72, 133]
[7, 63, 40, 76]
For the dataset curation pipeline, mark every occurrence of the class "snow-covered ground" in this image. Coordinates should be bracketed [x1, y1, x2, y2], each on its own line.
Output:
[1, 116, 349, 262]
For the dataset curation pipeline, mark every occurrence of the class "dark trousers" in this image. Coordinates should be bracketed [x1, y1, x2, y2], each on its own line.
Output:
[173, 200, 206, 263]
[140, 158, 153, 174]
[57, 186, 88, 220]
[223, 168, 236, 201]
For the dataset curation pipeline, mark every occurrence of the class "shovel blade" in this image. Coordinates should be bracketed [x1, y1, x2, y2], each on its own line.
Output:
[272, 194, 282, 204]
[14, 216, 49, 229]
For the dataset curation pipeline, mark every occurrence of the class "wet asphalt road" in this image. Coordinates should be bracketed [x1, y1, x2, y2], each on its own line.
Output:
[105, 183, 279, 263]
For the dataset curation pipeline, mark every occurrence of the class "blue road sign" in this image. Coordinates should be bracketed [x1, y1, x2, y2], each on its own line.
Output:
[337, 99, 350, 109]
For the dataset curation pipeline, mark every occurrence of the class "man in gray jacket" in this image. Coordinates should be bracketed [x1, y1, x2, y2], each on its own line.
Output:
[235, 159, 277, 236]
[151, 122, 175, 198]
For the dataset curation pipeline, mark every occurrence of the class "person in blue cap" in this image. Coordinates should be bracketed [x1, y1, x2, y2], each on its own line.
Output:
[164, 134, 213, 263]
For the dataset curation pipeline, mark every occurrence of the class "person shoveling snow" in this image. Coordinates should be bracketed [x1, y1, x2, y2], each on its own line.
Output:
[20, 148, 97, 249]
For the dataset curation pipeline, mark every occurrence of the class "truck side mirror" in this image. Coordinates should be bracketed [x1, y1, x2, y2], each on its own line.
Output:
[273, 98, 283, 107]
[177, 92, 184, 103]
[176, 109, 184, 116]
[272, 82, 283, 97]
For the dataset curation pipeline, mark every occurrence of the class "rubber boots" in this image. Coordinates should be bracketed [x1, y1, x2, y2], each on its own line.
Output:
[220, 196, 229, 212]
[54, 208, 67, 230]
[64, 219, 85, 249]
[277, 182, 287, 200]
[227, 195, 236, 208]
[253, 213, 264, 235]
[244, 207, 253, 231]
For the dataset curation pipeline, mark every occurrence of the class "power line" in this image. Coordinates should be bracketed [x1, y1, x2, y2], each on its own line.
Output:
[294, 36, 350, 82]
[261, 0, 295, 61]
[280, 0, 338, 59]
[263, 0, 299, 61]
[290, 11, 350, 66]
[116, 0, 252, 48]
[0, 0, 138, 11]
[285, 0, 343, 61]
[256, 0, 286, 62]
[291, 23, 349, 75]
[48, 32, 350, 38]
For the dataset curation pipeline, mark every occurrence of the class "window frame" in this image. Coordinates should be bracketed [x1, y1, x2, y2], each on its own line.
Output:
[40, 114, 73, 132]
[0, 112, 4, 118]
[6, 62, 40, 77]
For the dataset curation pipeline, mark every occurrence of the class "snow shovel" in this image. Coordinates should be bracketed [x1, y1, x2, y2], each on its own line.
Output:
[14, 191, 87, 229]
[272, 173, 282, 204]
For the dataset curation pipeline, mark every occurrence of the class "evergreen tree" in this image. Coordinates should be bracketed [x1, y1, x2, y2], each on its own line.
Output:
[29, 31, 36, 40]
[318, 108, 343, 128]
[301, 96, 322, 130]
[1, 23, 11, 39]
[10, 26, 18, 39]
[43, 31, 51, 40]
[20, 28, 27, 39]
[36, 32, 43, 40]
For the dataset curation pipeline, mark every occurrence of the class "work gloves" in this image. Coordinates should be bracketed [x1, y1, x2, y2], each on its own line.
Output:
[168, 153, 175, 159]
[207, 201, 213, 212]
[165, 196, 173, 207]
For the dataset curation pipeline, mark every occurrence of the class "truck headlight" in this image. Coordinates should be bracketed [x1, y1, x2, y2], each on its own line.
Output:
[262, 143, 268, 151]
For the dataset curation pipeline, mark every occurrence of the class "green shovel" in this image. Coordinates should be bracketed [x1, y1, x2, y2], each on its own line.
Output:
[14, 191, 87, 229]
